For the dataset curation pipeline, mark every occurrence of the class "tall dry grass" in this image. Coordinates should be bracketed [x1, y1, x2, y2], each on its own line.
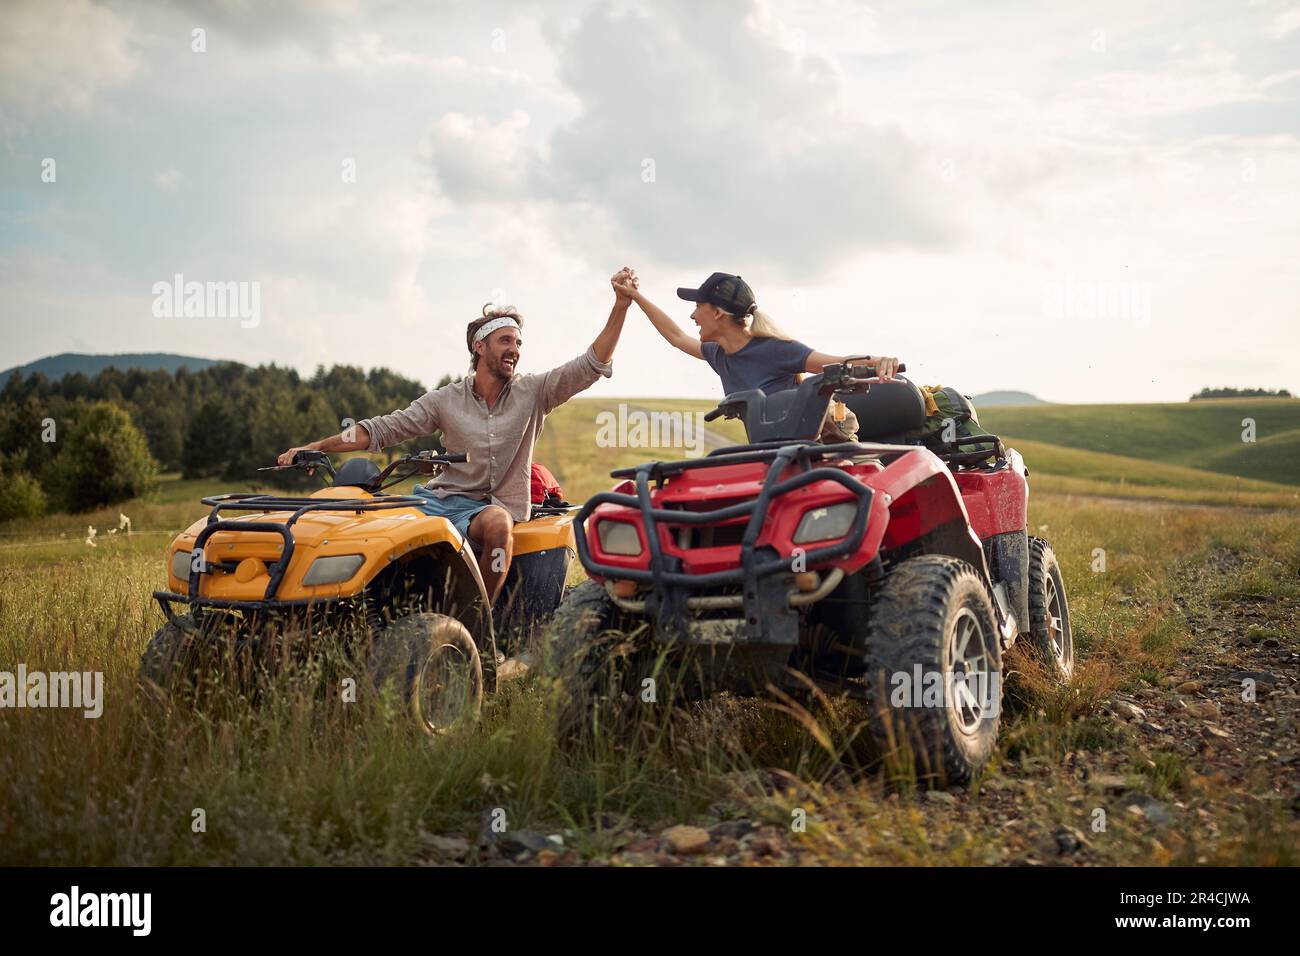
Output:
[1, 488, 1296, 864]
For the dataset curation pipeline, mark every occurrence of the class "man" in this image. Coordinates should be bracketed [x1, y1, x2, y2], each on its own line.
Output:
[278, 268, 636, 600]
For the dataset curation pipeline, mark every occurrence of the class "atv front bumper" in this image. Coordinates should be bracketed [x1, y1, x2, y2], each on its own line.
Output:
[575, 442, 875, 646]
[152, 590, 352, 624]
[601, 567, 846, 647]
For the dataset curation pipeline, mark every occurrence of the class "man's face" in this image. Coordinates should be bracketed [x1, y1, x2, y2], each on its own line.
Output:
[478, 328, 522, 380]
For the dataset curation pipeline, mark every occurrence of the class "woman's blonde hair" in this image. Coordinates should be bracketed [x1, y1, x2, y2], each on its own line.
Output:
[748, 308, 790, 340]
[721, 302, 806, 382]
[716, 303, 792, 340]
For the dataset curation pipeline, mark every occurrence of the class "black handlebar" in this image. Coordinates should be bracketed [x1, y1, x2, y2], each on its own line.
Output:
[704, 360, 909, 424]
[257, 450, 336, 478]
[826, 359, 907, 392]
[842, 358, 907, 380]
[257, 449, 468, 490]
[370, 450, 467, 492]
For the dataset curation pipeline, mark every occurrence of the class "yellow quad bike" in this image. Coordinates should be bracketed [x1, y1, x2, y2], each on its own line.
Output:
[141, 450, 576, 734]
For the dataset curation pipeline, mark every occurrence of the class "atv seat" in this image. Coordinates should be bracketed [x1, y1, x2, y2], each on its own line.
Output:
[840, 379, 927, 441]
[333, 457, 381, 489]
[723, 376, 833, 444]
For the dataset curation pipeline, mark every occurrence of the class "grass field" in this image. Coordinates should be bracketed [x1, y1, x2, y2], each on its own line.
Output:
[1, 396, 1297, 866]
[1000, 439, 1300, 509]
[1198, 429, 1300, 488]
[976, 398, 1300, 486]
[2, 484, 1295, 865]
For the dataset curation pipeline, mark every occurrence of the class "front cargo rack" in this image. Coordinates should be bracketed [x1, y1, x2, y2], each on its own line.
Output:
[153, 493, 426, 614]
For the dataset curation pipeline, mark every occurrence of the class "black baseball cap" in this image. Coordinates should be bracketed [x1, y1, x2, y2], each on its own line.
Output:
[677, 272, 756, 316]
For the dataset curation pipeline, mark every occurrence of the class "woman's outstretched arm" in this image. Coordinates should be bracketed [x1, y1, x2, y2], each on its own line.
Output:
[619, 280, 705, 360]
[805, 351, 900, 379]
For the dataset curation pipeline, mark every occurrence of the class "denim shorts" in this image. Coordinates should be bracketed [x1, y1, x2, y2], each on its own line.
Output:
[410, 485, 493, 539]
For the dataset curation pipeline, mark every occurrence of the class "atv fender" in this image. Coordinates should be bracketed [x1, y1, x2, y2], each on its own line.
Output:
[874, 454, 987, 578]
[387, 539, 495, 657]
[869, 451, 1024, 637]
[361, 517, 496, 657]
[984, 529, 1030, 638]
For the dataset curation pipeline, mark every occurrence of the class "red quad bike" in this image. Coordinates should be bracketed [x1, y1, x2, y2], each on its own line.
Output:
[546, 359, 1074, 786]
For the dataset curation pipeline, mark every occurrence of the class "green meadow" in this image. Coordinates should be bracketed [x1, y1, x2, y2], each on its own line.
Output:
[1, 395, 1296, 865]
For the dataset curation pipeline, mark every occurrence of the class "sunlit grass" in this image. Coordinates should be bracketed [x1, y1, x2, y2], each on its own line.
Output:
[1, 468, 1297, 864]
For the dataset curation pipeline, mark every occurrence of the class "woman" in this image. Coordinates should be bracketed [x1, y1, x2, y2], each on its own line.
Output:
[615, 270, 900, 438]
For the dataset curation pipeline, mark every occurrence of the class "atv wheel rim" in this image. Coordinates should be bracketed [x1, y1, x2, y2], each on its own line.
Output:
[418, 642, 476, 733]
[1045, 571, 1072, 672]
[949, 607, 993, 736]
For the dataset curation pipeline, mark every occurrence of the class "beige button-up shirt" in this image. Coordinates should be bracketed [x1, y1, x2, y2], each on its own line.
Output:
[358, 347, 613, 522]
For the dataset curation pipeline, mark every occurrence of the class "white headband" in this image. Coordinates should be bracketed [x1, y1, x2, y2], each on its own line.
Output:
[474, 316, 519, 343]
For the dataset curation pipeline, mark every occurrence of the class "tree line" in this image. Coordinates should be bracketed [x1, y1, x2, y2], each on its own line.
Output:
[0, 362, 453, 519]
[1191, 386, 1293, 400]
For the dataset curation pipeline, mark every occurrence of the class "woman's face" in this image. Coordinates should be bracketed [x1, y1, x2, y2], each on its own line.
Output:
[691, 303, 728, 342]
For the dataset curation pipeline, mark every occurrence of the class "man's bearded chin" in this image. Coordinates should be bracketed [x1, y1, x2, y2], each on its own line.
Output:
[486, 351, 518, 381]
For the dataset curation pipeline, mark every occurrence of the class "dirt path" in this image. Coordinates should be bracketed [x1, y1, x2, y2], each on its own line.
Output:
[617, 401, 737, 453]
[939, 546, 1299, 866]
[1047, 493, 1293, 515]
[426, 547, 1297, 867]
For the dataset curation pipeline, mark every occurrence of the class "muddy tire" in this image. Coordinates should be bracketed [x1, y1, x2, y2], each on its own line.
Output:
[543, 580, 651, 737]
[139, 618, 193, 694]
[1027, 537, 1074, 682]
[863, 555, 1003, 788]
[138, 615, 221, 702]
[371, 612, 483, 735]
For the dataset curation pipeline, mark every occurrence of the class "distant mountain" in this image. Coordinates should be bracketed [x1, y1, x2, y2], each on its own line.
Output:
[1, 352, 235, 381]
[970, 390, 1048, 407]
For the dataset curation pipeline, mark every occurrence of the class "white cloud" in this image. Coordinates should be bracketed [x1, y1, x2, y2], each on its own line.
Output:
[1268, 7, 1300, 39]
[1260, 67, 1300, 88]
[2, 0, 1298, 403]
[1069, 45, 1271, 120]
[0, 0, 139, 119]
[420, 111, 536, 201]
[153, 168, 184, 191]
[328, 32, 535, 86]
[161, 0, 364, 51]
[422, 0, 952, 278]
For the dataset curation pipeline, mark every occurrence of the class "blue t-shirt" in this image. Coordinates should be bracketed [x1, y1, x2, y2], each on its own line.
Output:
[701, 337, 814, 397]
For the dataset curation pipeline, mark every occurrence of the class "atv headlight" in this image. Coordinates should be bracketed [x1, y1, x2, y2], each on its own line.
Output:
[303, 554, 365, 586]
[170, 549, 192, 581]
[793, 502, 858, 544]
[597, 521, 642, 556]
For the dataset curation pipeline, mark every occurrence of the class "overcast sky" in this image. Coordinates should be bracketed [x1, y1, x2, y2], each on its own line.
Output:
[2, 0, 1298, 402]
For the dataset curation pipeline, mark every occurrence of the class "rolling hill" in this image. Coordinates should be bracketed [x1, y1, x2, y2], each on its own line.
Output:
[976, 399, 1300, 486]
[1, 352, 233, 381]
[969, 390, 1047, 407]
[1195, 428, 1300, 488]
[537, 396, 1300, 506]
